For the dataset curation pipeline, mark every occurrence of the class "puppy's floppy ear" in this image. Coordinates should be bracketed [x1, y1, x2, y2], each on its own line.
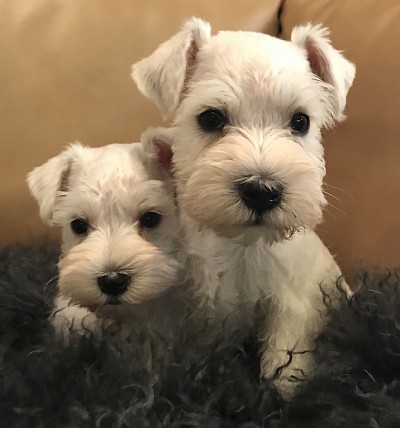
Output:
[27, 144, 81, 225]
[291, 23, 356, 122]
[131, 17, 211, 119]
[141, 127, 174, 174]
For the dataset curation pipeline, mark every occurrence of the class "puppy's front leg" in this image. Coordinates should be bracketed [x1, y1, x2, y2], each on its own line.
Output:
[50, 295, 101, 341]
[259, 300, 322, 397]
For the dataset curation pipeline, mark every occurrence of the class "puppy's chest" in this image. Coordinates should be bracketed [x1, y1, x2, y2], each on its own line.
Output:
[187, 233, 266, 312]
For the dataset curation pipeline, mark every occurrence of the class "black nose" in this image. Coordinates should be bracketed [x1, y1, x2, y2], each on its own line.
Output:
[238, 181, 282, 214]
[97, 272, 131, 296]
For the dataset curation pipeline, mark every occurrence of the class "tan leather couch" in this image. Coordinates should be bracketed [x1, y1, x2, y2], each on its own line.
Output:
[1, 0, 399, 281]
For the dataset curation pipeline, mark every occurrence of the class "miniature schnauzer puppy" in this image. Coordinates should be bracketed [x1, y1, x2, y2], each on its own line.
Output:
[27, 128, 186, 349]
[132, 18, 355, 393]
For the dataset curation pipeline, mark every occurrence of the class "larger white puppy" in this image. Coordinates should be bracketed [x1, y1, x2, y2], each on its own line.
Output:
[132, 18, 355, 392]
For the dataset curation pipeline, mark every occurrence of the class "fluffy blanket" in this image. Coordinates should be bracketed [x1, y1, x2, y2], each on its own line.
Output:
[1, 244, 399, 427]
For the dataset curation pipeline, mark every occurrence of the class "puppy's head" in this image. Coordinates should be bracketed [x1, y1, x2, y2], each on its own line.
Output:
[132, 19, 355, 244]
[27, 128, 183, 307]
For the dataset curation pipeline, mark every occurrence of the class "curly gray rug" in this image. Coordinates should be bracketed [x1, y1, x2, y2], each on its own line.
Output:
[1, 244, 399, 427]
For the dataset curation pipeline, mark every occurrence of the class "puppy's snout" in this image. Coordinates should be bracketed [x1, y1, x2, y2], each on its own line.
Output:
[97, 272, 131, 296]
[238, 181, 282, 214]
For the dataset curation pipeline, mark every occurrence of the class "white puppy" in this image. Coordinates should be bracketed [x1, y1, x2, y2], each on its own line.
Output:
[132, 18, 355, 393]
[27, 129, 186, 351]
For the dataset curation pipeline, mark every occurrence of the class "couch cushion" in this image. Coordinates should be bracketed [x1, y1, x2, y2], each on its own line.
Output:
[0, 0, 281, 245]
[281, 0, 400, 280]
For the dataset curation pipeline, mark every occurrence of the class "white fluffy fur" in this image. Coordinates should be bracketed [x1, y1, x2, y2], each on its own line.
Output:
[27, 130, 186, 348]
[132, 18, 355, 394]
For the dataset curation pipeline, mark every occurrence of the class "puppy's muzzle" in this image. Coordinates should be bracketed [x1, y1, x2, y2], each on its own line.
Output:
[97, 272, 131, 296]
[237, 181, 282, 215]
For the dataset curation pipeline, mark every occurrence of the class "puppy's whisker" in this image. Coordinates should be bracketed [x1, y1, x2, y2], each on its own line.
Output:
[324, 183, 354, 200]
[323, 207, 338, 222]
[325, 201, 349, 219]
[323, 190, 344, 206]
[45, 274, 59, 287]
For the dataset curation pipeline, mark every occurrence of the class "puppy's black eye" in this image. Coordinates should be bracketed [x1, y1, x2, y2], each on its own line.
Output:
[139, 212, 161, 229]
[290, 112, 310, 135]
[70, 218, 89, 235]
[197, 109, 227, 132]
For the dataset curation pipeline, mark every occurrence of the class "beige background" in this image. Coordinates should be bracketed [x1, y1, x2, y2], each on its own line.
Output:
[1, 0, 399, 281]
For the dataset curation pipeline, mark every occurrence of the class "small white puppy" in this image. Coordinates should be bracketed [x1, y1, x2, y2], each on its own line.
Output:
[132, 18, 355, 393]
[27, 129, 186, 350]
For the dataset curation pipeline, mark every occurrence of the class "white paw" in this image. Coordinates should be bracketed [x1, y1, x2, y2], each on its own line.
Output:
[261, 349, 314, 399]
[50, 297, 101, 341]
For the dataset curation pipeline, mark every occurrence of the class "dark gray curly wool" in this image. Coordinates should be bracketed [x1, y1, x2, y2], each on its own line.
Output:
[1, 244, 400, 427]
[288, 268, 400, 428]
